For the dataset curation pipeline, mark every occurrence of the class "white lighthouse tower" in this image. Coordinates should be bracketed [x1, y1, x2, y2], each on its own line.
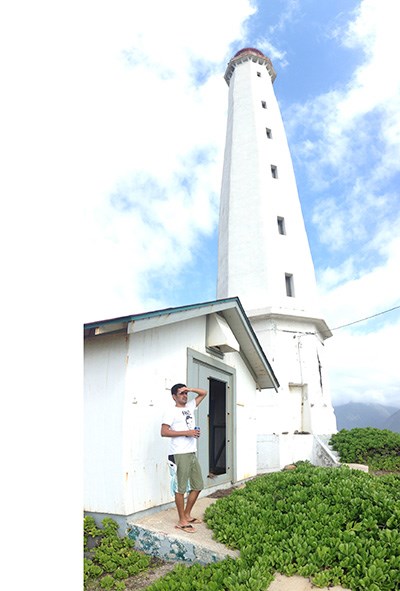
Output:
[217, 48, 337, 468]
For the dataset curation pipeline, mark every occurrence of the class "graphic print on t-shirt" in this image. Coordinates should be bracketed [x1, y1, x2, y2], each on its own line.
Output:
[182, 408, 193, 430]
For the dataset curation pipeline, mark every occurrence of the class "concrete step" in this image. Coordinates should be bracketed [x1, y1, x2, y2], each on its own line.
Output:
[128, 497, 239, 565]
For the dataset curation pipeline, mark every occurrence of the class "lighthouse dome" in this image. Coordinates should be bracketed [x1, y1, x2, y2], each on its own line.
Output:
[233, 47, 265, 58]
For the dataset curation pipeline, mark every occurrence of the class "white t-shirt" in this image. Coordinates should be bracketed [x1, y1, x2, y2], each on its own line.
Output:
[162, 399, 198, 455]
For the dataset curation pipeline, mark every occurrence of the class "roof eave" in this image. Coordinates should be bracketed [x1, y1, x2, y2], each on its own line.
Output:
[84, 297, 280, 391]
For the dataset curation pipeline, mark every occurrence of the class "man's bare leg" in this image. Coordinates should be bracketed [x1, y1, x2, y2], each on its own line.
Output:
[174, 492, 197, 531]
[174, 492, 187, 524]
[184, 489, 201, 522]
[174, 492, 198, 529]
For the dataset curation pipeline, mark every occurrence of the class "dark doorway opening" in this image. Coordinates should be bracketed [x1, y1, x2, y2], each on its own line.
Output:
[208, 378, 227, 476]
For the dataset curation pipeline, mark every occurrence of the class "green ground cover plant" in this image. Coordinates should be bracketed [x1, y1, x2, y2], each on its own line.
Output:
[84, 516, 152, 590]
[329, 427, 400, 473]
[146, 463, 400, 591]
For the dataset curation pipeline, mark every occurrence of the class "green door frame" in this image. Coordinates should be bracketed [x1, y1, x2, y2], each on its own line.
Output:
[186, 348, 236, 488]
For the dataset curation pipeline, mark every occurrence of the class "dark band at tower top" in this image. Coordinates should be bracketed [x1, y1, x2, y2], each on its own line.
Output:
[224, 47, 277, 85]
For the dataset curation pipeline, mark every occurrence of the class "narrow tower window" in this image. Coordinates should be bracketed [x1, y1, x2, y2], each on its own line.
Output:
[257, 71, 261, 77]
[261, 101, 267, 109]
[285, 274, 294, 297]
[271, 165, 278, 178]
[266, 128, 272, 139]
[277, 217, 286, 235]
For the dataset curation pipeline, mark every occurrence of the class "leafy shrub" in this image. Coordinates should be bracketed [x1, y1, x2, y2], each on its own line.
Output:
[146, 557, 274, 591]
[84, 516, 151, 590]
[146, 463, 400, 591]
[330, 427, 400, 472]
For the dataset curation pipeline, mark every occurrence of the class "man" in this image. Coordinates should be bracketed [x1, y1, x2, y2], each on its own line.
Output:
[161, 383, 207, 533]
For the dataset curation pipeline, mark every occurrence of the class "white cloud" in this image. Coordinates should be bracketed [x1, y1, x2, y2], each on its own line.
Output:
[326, 319, 400, 407]
[320, 227, 400, 322]
[0, 1, 258, 324]
[320, 232, 400, 408]
[69, 0, 257, 320]
[268, 0, 300, 34]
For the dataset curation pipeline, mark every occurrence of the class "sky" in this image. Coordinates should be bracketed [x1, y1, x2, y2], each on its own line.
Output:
[2, 0, 400, 411]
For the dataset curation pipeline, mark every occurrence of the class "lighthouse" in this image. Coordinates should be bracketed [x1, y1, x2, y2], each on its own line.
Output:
[217, 48, 337, 467]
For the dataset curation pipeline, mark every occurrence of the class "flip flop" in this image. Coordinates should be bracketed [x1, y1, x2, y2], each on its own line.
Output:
[188, 518, 202, 524]
[175, 524, 196, 533]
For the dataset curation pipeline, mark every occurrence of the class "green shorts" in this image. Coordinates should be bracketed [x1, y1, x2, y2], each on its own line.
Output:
[172, 452, 204, 494]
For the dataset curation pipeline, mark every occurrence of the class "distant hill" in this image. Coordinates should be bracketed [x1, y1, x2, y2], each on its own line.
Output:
[334, 402, 400, 433]
[384, 409, 400, 433]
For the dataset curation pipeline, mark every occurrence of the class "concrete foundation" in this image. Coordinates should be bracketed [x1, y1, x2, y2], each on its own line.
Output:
[128, 497, 239, 564]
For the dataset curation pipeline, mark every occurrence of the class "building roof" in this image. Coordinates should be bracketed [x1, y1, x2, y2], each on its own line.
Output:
[84, 297, 279, 391]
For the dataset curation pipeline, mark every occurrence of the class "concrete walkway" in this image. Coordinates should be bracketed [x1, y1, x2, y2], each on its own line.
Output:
[268, 574, 350, 591]
[129, 496, 239, 564]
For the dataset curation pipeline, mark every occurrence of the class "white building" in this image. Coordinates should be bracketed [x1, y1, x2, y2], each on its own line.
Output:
[84, 298, 280, 527]
[217, 48, 337, 471]
[84, 49, 339, 526]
